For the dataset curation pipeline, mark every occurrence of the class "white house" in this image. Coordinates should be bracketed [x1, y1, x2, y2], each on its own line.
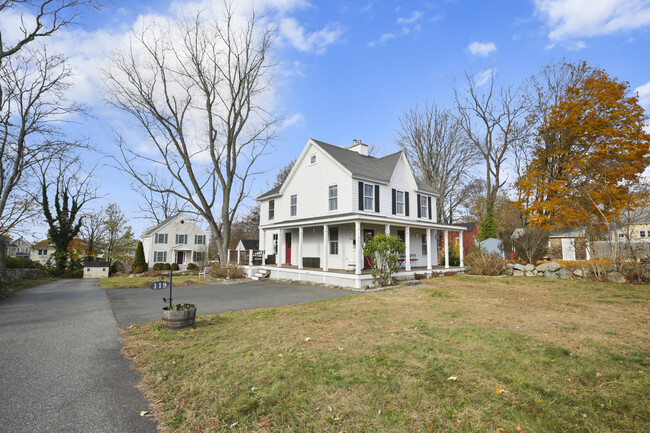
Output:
[30, 240, 55, 266]
[253, 138, 467, 288]
[141, 213, 209, 270]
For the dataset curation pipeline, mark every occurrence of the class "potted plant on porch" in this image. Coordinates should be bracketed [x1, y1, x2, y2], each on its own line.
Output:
[151, 267, 196, 330]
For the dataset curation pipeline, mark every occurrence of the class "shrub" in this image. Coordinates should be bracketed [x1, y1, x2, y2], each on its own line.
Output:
[152, 263, 164, 271]
[171, 263, 179, 271]
[187, 262, 198, 270]
[5, 256, 39, 269]
[163, 263, 171, 271]
[210, 262, 245, 279]
[465, 248, 504, 276]
[109, 261, 122, 276]
[439, 241, 461, 267]
[132, 241, 147, 274]
[512, 227, 549, 264]
[362, 234, 405, 286]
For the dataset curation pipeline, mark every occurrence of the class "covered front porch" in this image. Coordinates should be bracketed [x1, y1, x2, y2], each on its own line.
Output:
[254, 215, 467, 289]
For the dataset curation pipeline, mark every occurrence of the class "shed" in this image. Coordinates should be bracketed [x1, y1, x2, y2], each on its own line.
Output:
[83, 261, 110, 279]
[235, 239, 259, 251]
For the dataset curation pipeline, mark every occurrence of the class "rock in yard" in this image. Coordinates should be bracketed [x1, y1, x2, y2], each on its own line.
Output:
[513, 264, 526, 271]
[525, 271, 535, 277]
[402, 280, 422, 286]
[558, 268, 573, 280]
[536, 263, 549, 272]
[513, 270, 524, 277]
[547, 262, 562, 272]
[573, 268, 584, 278]
[607, 271, 627, 284]
[524, 264, 535, 272]
[544, 271, 557, 279]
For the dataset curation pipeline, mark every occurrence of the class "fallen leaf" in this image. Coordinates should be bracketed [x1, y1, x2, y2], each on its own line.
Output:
[496, 388, 508, 394]
[139, 411, 149, 417]
[304, 337, 312, 342]
[447, 376, 457, 381]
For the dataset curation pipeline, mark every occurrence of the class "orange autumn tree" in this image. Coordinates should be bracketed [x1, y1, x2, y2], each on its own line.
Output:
[516, 65, 650, 236]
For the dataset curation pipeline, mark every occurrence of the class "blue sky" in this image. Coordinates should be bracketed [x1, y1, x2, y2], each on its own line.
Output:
[10, 0, 650, 238]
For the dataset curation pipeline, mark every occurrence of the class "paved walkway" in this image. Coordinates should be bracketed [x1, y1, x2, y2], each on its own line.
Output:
[106, 280, 354, 327]
[0, 280, 157, 433]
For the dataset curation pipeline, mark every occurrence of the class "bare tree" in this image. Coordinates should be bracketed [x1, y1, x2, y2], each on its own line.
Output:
[455, 70, 527, 208]
[395, 103, 479, 224]
[133, 183, 187, 225]
[0, 0, 98, 60]
[80, 207, 107, 258]
[0, 46, 82, 282]
[105, 4, 279, 261]
[38, 157, 97, 275]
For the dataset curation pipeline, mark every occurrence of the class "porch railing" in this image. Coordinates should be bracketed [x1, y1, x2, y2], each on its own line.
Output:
[227, 249, 264, 266]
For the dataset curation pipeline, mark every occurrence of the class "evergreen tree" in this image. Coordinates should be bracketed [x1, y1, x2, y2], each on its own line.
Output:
[132, 241, 147, 274]
[478, 201, 498, 241]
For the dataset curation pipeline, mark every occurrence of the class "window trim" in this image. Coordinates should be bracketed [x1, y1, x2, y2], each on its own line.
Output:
[268, 199, 275, 220]
[154, 251, 167, 262]
[396, 190, 404, 215]
[290, 195, 297, 217]
[329, 227, 339, 255]
[329, 185, 338, 211]
[419, 195, 428, 219]
[364, 184, 374, 211]
[155, 233, 168, 244]
[176, 234, 188, 244]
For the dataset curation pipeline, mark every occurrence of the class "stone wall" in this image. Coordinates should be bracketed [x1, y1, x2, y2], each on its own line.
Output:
[504, 261, 644, 284]
[6, 268, 46, 280]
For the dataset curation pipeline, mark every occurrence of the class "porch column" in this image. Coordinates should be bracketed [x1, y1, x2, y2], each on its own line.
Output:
[228, 249, 232, 263]
[385, 224, 390, 235]
[405, 226, 411, 271]
[237, 249, 240, 265]
[433, 230, 439, 265]
[298, 227, 304, 270]
[426, 228, 432, 270]
[585, 239, 591, 260]
[444, 230, 449, 269]
[323, 225, 329, 272]
[277, 229, 284, 268]
[355, 220, 362, 275]
[248, 249, 253, 266]
[259, 228, 266, 266]
[459, 231, 464, 268]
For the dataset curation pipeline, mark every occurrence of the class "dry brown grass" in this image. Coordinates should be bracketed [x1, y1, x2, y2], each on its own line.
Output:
[122, 276, 649, 432]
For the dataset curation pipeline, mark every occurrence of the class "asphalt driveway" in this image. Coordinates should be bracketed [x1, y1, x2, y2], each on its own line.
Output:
[106, 280, 355, 328]
[0, 279, 157, 433]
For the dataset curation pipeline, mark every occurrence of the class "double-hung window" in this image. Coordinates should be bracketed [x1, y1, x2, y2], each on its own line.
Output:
[194, 252, 204, 262]
[272, 234, 278, 254]
[154, 251, 167, 262]
[38, 249, 47, 256]
[329, 185, 338, 211]
[329, 227, 339, 255]
[364, 184, 374, 210]
[422, 232, 427, 255]
[640, 230, 646, 238]
[396, 191, 404, 215]
[290, 195, 297, 216]
[195, 234, 205, 244]
[419, 195, 428, 218]
[268, 200, 275, 220]
[176, 234, 187, 244]
[155, 233, 168, 244]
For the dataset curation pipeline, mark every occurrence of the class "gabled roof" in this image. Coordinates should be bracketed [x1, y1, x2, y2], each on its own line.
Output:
[257, 138, 437, 199]
[237, 239, 259, 250]
[33, 240, 53, 248]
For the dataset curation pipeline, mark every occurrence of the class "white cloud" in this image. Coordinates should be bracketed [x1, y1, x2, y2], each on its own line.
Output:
[467, 41, 497, 57]
[279, 17, 344, 53]
[636, 81, 650, 108]
[534, 0, 650, 42]
[280, 113, 305, 130]
[475, 68, 495, 87]
[396, 11, 423, 25]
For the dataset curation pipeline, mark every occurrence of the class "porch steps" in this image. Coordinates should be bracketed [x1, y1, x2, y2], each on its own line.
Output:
[252, 270, 270, 281]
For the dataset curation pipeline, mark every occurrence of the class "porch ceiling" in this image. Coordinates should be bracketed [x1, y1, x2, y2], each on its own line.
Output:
[260, 213, 466, 231]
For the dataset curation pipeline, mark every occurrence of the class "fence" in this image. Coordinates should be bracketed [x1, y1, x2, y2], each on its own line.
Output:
[591, 241, 650, 259]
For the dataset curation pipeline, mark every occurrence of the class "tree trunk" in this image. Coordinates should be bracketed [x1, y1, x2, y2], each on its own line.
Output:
[0, 238, 7, 287]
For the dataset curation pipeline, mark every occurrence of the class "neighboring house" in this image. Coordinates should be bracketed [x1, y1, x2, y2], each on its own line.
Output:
[616, 208, 650, 241]
[450, 222, 479, 254]
[2, 235, 17, 256]
[83, 261, 110, 279]
[254, 138, 467, 288]
[141, 213, 209, 270]
[30, 240, 56, 266]
[10, 237, 33, 258]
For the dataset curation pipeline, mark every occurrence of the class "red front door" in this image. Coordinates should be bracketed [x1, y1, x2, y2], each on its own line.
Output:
[177, 251, 184, 265]
[363, 229, 374, 269]
[285, 232, 292, 264]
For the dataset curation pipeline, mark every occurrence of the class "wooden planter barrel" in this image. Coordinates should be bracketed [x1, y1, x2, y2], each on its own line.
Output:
[162, 304, 196, 330]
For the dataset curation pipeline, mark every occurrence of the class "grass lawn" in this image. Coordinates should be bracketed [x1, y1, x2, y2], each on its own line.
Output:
[0, 278, 56, 299]
[99, 275, 225, 289]
[122, 276, 649, 432]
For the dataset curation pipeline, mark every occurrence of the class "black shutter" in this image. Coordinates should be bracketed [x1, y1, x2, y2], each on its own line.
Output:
[428, 196, 432, 219]
[375, 185, 380, 212]
[391, 189, 396, 215]
[405, 192, 410, 216]
[358, 181, 364, 210]
[417, 194, 421, 218]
